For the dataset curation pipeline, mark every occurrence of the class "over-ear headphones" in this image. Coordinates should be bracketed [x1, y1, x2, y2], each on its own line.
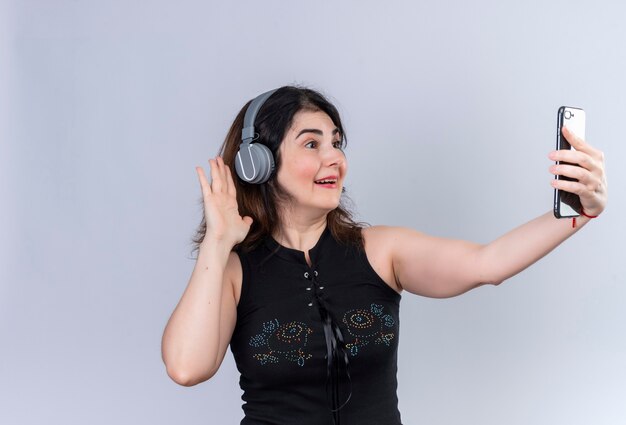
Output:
[235, 88, 278, 184]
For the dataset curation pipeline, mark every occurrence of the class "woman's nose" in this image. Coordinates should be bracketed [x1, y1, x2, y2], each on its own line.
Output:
[321, 144, 345, 167]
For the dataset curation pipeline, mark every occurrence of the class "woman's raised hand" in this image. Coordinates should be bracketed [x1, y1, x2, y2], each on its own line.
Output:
[196, 156, 253, 248]
[549, 126, 608, 217]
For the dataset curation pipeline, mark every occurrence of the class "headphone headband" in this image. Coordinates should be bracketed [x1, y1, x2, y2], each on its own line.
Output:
[241, 88, 278, 143]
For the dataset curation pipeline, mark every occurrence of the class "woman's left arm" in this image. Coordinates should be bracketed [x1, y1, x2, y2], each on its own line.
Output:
[389, 125, 607, 298]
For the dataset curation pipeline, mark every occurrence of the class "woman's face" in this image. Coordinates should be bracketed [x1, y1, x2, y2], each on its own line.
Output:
[275, 110, 347, 216]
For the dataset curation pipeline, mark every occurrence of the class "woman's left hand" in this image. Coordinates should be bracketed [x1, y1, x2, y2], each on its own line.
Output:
[549, 125, 608, 217]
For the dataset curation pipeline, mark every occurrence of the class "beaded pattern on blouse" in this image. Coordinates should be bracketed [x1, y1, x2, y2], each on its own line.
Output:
[248, 303, 396, 365]
[249, 319, 314, 366]
[343, 303, 396, 356]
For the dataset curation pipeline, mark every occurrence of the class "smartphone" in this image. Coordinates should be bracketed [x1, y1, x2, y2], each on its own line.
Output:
[553, 106, 586, 218]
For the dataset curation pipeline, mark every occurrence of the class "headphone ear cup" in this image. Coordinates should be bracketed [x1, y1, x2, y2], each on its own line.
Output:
[235, 142, 275, 184]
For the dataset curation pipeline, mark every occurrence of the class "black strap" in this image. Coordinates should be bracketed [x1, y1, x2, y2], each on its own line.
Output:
[314, 287, 352, 425]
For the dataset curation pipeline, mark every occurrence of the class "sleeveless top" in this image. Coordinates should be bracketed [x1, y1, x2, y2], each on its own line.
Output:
[230, 226, 403, 425]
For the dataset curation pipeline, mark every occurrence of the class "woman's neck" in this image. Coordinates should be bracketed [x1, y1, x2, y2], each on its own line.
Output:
[272, 212, 328, 253]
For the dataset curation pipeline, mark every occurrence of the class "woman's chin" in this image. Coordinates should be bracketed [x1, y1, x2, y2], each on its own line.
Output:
[305, 200, 341, 214]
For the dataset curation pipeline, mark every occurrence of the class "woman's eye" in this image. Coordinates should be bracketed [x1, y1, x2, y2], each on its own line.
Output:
[304, 140, 343, 149]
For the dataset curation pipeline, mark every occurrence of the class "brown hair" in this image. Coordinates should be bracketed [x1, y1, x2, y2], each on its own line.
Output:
[191, 85, 366, 256]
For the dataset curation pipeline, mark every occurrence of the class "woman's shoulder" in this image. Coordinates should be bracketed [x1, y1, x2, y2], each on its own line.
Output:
[361, 225, 410, 261]
[361, 224, 419, 246]
[360, 225, 403, 294]
[361, 224, 427, 243]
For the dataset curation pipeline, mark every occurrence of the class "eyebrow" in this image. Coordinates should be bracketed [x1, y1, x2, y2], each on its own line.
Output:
[295, 128, 341, 139]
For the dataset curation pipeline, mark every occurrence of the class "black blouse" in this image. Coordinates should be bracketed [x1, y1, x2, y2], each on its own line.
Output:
[230, 226, 403, 425]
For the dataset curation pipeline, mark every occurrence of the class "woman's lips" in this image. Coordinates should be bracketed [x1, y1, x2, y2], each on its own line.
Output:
[315, 182, 338, 188]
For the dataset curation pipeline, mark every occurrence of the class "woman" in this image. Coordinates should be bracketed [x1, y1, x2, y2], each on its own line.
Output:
[161, 86, 607, 425]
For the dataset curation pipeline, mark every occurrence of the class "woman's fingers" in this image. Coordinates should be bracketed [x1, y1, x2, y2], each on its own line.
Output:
[217, 156, 228, 185]
[196, 166, 212, 198]
[551, 127, 605, 174]
[561, 125, 586, 151]
[200, 156, 238, 201]
[549, 163, 590, 183]
[225, 163, 236, 196]
[196, 156, 251, 245]
[209, 158, 223, 193]
[549, 129, 608, 216]
[561, 126, 604, 160]
[549, 161, 604, 193]
[550, 149, 599, 173]
[550, 177, 586, 195]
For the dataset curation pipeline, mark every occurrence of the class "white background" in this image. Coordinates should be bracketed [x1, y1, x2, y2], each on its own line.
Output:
[1, 0, 624, 424]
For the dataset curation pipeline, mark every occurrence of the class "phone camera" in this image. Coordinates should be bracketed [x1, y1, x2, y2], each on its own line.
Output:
[564, 110, 574, 119]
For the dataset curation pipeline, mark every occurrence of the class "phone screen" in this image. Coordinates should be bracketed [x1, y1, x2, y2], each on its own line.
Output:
[554, 106, 586, 218]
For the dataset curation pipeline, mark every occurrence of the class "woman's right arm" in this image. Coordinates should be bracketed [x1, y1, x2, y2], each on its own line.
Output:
[161, 157, 252, 386]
